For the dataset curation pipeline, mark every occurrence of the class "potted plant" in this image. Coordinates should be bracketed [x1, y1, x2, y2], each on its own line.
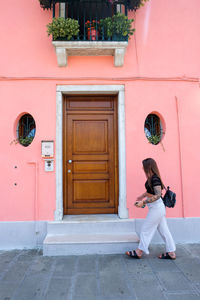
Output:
[99, 17, 112, 40]
[38, 0, 52, 10]
[100, 13, 134, 41]
[47, 17, 80, 41]
[127, 0, 149, 10]
[108, 0, 149, 11]
[85, 20, 99, 41]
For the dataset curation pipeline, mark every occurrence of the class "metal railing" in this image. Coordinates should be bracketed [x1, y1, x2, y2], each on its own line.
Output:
[145, 114, 163, 137]
[52, 0, 128, 41]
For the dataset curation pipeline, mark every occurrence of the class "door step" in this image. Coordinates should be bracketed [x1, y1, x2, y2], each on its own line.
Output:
[43, 233, 138, 256]
[43, 215, 139, 256]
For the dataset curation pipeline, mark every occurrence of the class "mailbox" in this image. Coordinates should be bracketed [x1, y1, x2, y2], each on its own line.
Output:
[41, 140, 54, 158]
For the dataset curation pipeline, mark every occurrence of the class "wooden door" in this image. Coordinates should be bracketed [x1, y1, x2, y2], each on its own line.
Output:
[63, 95, 118, 215]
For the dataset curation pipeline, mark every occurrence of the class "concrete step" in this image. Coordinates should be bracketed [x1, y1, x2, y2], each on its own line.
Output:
[43, 215, 139, 256]
[43, 233, 139, 256]
[47, 214, 136, 235]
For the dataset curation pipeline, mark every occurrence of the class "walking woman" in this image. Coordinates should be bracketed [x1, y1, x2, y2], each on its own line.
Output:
[126, 158, 176, 259]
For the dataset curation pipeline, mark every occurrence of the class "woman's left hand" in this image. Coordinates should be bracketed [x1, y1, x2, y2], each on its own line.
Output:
[135, 200, 145, 208]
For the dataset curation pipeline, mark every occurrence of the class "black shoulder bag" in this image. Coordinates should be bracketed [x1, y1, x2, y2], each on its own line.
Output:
[162, 186, 176, 208]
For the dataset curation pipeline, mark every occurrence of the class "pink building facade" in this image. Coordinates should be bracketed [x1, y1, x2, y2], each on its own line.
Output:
[0, 0, 200, 252]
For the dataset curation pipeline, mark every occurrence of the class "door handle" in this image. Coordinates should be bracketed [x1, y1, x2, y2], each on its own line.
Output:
[68, 170, 71, 173]
[68, 160, 72, 164]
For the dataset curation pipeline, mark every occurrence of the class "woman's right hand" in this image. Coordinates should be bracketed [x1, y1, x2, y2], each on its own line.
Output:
[135, 200, 145, 208]
[136, 195, 143, 201]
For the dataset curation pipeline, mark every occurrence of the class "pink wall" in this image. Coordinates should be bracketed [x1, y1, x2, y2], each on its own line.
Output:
[0, 82, 56, 221]
[125, 81, 200, 218]
[0, 0, 200, 221]
[1, 0, 200, 77]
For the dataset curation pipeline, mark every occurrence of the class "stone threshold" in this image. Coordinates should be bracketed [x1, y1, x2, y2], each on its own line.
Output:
[54, 214, 130, 223]
[44, 233, 139, 244]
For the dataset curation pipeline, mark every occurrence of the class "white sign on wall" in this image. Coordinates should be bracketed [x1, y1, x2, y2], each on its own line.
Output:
[41, 140, 54, 158]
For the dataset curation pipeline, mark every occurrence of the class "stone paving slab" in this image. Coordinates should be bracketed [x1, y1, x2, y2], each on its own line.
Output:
[164, 293, 200, 300]
[44, 278, 72, 300]
[156, 270, 194, 292]
[0, 244, 200, 300]
[174, 257, 200, 284]
[52, 256, 77, 278]
[128, 272, 165, 300]
[99, 271, 134, 300]
[74, 274, 98, 300]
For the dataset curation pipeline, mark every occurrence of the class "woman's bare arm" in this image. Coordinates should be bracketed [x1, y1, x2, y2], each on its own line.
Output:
[143, 186, 162, 204]
[137, 192, 148, 201]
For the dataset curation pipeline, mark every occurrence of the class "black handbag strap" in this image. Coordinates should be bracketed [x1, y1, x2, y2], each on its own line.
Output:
[164, 185, 170, 191]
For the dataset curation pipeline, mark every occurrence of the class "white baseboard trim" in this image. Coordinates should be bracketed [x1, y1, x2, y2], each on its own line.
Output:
[135, 217, 200, 244]
[0, 218, 200, 250]
[0, 221, 47, 250]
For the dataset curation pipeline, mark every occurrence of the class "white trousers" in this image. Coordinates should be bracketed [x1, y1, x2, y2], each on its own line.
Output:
[138, 198, 176, 255]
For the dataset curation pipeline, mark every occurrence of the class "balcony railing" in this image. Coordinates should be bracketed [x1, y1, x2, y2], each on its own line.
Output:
[52, 0, 128, 42]
[43, 0, 132, 67]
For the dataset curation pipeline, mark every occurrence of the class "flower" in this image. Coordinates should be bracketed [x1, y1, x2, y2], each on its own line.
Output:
[85, 20, 99, 29]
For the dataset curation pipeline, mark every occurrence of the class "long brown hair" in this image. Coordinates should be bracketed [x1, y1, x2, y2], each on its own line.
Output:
[142, 158, 165, 189]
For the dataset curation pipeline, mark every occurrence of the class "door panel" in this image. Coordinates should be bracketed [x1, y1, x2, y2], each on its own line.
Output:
[73, 180, 109, 203]
[73, 161, 108, 173]
[63, 96, 118, 215]
[73, 120, 108, 153]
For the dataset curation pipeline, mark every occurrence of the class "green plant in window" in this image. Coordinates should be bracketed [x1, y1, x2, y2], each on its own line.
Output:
[100, 13, 135, 40]
[19, 136, 34, 147]
[147, 134, 161, 145]
[10, 136, 34, 147]
[47, 17, 80, 41]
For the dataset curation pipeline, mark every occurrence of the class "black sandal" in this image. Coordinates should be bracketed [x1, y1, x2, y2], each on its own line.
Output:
[159, 252, 176, 260]
[125, 250, 141, 259]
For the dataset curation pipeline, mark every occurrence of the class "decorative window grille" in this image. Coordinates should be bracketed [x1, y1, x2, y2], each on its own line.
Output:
[144, 114, 163, 145]
[17, 114, 36, 147]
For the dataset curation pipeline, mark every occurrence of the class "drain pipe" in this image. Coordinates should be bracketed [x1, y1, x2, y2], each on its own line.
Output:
[27, 161, 40, 246]
[175, 97, 185, 218]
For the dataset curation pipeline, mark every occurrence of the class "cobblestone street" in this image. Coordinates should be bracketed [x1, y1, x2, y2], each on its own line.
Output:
[0, 244, 200, 300]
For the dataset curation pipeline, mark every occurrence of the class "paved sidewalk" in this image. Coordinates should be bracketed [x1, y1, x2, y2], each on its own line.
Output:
[0, 244, 200, 300]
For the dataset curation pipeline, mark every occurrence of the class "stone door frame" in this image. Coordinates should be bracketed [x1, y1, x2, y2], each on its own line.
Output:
[55, 85, 128, 220]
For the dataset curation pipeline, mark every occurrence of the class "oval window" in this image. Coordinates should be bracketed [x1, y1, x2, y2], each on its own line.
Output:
[144, 114, 163, 145]
[17, 114, 36, 147]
